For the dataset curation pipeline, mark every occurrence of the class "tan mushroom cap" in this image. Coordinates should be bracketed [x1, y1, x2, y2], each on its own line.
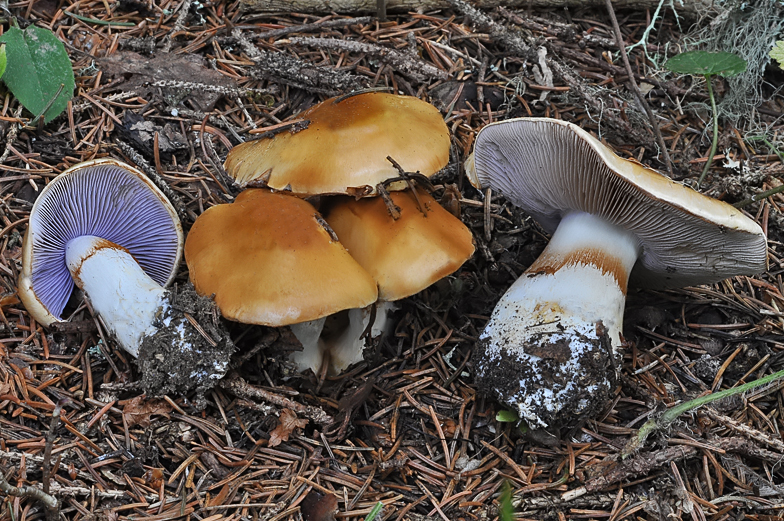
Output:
[184, 189, 378, 326]
[224, 92, 450, 196]
[471, 117, 767, 288]
[325, 189, 475, 301]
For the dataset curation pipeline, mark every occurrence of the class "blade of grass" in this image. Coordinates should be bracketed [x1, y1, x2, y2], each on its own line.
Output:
[623, 366, 784, 456]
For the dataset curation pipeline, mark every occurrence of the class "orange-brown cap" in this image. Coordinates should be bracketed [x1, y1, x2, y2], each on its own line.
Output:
[185, 189, 378, 326]
[224, 92, 450, 196]
[325, 189, 475, 301]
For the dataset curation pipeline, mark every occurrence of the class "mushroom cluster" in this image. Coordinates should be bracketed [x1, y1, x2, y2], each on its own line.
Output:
[19, 158, 233, 401]
[186, 92, 475, 375]
[469, 118, 768, 430]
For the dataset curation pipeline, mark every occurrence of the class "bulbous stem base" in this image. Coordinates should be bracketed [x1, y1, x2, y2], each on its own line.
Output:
[476, 212, 640, 429]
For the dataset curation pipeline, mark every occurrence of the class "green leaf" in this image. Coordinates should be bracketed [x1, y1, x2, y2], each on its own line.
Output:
[499, 481, 515, 521]
[0, 25, 75, 124]
[664, 50, 747, 78]
[0, 45, 6, 79]
[495, 410, 519, 423]
[771, 41, 784, 70]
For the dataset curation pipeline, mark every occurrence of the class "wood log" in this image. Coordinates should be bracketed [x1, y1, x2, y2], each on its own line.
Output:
[241, 0, 715, 18]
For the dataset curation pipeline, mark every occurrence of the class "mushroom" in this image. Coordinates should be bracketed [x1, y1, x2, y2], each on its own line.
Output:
[324, 188, 475, 303]
[470, 118, 768, 429]
[316, 187, 475, 371]
[19, 158, 233, 399]
[204, 91, 468, 375]
[224, 92, 450, 196]
[184, 189, 380, 374]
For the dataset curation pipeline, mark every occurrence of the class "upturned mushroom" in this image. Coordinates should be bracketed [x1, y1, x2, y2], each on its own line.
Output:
[470, 118, 768, 429]
[224, 91, 450, 196]
[19, 158, 233, 398]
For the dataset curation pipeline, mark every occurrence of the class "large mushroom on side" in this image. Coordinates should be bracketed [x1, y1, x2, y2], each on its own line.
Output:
[184, 189, 380, 374]
[19, 158, 233, 400]
[224, 92, 451, 196]
[470, 118, 768, 430]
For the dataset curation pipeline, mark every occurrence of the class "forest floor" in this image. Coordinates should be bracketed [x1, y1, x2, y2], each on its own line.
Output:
[1, 0, 784, 520]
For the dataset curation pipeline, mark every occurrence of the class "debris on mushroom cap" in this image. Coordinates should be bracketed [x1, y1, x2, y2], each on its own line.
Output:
[18, 158, 183, 327]
[184, 188, 379, 326]
[325, 188, 475, 301]
[224, 92, 450, 196]
[471, 117, 767, 287]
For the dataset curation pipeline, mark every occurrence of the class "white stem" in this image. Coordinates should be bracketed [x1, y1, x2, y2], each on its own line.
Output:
[290, 302, 395, 375]
[477, 212, 640, 428]
[66, 236, 166, 357]
[289, 317, 327, 374]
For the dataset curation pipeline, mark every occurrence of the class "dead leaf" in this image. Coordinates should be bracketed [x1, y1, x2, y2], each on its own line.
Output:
[268, 408, 307, 447]
[300, 490, 338, 521]
[122, 396, 173, 428]
[98, 51, 237, 111]
[117, 112, 187, 158]
[0, 293, 20, 309]
[142, 467, 164, 489]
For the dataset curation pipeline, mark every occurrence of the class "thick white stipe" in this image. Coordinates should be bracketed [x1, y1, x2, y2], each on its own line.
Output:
[479, 212, 641, 427]
[66, 235, 166, 357]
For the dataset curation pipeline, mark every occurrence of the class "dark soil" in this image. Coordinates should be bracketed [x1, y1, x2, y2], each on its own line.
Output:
[136, 282, 234, 408]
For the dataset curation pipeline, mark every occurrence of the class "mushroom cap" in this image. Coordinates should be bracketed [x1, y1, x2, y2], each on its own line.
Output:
[471, 117, 767, 288]
[19, 158, 183, 326]
[224, 92, 450, 196]
[184, 189, 378, 326]
[325, 189, 475, 301]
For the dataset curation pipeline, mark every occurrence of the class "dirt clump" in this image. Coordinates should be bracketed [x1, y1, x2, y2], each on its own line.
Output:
[136, 282, 234, 408]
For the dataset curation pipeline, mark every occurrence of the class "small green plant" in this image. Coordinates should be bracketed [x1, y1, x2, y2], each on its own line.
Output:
[362, 501, 384, 521]
[0, 21, 74, 124]
[498, 481, 515, 521]
[495, 409, 520, 423]
[0, 44, 6, 79]
[664, 51, 747, 186]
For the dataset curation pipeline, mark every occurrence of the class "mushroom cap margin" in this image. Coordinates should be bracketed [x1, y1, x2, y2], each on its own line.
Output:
[471, 117, 767, 288]
[19, 158, 184, 326]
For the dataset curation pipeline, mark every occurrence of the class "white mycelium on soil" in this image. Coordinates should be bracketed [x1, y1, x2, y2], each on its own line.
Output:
[477, 212, 641, 428]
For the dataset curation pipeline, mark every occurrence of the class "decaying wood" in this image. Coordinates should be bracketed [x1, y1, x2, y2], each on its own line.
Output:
[219, 373, 334, 426]
[233, 29, 366, 95]
[564, 437, 783, 501]
[286, 37, 448, 82]
[241, 0, 716, 18]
